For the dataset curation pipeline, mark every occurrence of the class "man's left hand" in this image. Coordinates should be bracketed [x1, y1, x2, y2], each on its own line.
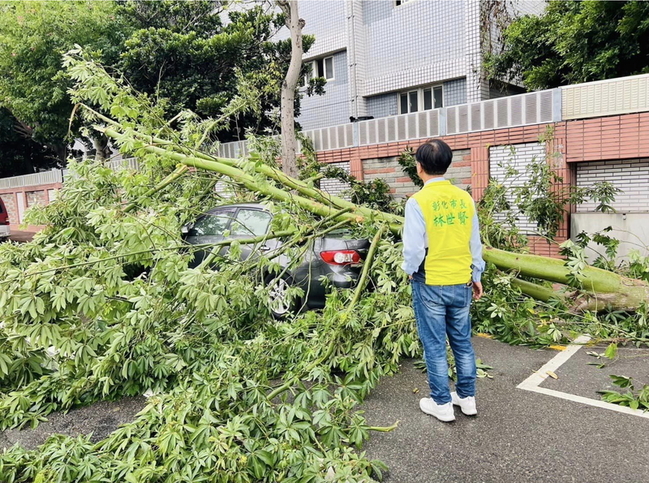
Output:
[472, 281, 483, 300]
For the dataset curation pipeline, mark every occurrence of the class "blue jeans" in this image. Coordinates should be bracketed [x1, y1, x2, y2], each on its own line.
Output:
[412, 281, 476, 405]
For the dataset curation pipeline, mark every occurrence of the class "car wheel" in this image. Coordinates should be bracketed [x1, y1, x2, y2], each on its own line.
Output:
[266, 274, 301, 319]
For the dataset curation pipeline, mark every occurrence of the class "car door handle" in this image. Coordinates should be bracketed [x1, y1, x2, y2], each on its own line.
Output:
[260, 245, 271, 251]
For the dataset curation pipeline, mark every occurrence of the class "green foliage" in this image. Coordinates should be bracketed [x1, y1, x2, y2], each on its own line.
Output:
[472, 144, 647, 348]
[486, 0, 649, 90]
[0, 108, 60, 176]
[489, 146, 621, 241]
[0, 0, 313, 174]
[397, 148, 423, 189]
[0, 0, 128, 146]
[569, 227, 649, 284]
[298, 136, 403, 214]
[0, 154, 416, 478]
[477, 178, 527, 251]
[117, 1, 303, 142]
[471, 266, 573, 346]
[599, 375, 649, 411]
[2, 44, 648, 482]
[0, 55, 417, 481]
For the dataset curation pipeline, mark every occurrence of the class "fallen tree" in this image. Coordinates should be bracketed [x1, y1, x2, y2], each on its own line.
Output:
[66, 47, 649, 314]
[85, 113, 649, 314]
[0, 51, 647, 482]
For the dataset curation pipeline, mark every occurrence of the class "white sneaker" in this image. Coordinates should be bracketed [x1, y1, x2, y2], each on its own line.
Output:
[419, 398, 455, 422]
[451, 391, 477, 416]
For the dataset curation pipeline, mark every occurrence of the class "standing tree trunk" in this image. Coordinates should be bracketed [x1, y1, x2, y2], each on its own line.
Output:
[92, 135, 107, 162]
[277, 0, 305, 178]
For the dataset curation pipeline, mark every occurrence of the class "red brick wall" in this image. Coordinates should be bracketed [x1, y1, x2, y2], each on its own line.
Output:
[361, 149, 472, 197]
[528, 236, 565, 258]
[566, 112, 649, 163]
[314, 123, 572, 257]
[0, 193, 17, 225]
[3, 111, 648, 256]
[26, 190, 47, 207]
[0, 183, 61, 229]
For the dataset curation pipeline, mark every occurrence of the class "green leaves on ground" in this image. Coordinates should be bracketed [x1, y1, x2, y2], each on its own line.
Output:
[599, 375, 649, 411]
[0, 152, 415, 481]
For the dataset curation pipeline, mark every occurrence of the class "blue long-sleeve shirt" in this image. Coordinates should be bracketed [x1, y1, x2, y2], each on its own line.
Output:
[402, 177, 485, 282]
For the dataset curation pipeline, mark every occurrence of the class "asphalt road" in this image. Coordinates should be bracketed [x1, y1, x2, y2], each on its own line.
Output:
[361, 337, 649, 483]
[0, 397, 146, 451]
[1, 336, 648, 482]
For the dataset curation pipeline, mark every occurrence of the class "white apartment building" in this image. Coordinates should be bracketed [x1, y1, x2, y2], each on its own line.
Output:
[296, 0, 545, 131]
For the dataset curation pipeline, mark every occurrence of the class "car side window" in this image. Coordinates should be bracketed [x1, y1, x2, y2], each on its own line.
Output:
[189, 213, 231, 236]
[230, 209, 272, 237]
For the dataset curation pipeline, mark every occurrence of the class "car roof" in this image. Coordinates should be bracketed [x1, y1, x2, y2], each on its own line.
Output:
[206, 202, 267, 214]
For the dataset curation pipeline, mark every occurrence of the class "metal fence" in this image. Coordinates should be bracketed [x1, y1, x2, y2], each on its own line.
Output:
[1, 158, 140, 191]
[562, 73, 649, 120]
[214, 73, 649, 157]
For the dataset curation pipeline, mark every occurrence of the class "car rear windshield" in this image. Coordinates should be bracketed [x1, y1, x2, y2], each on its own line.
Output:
[325, 228, 357, 238]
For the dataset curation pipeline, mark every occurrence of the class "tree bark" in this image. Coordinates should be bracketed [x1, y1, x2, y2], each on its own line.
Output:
[485, 247, 649, 311]
[277, 0, 304, 179]
[92, 135, 107, 162]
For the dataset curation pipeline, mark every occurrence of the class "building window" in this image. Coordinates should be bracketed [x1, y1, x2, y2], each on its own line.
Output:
[395, 0, 414, 6]
[398, 85, 443, 114]
[304, 56, 334, 86]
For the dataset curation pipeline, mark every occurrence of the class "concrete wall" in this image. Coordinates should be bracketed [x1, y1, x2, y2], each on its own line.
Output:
[362, 0, 468, 97]
[299, 0, 348, 58]
[572, 213, 649, 262]
[366, 93, 399, 119]
[296, 0, 483, 129]
[444, 78, 468, 107]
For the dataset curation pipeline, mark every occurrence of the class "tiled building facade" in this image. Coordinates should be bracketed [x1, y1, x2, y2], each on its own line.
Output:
[296, 0, 545, 131]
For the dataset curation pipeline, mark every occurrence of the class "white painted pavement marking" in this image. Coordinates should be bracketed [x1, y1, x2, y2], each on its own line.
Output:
[517, 334, 649, 420]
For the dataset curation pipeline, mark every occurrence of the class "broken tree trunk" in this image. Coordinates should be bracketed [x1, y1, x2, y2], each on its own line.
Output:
[486, 247, 649, 312]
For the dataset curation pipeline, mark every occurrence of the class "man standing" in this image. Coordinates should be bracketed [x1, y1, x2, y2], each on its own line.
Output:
[402, 139, 485, 422]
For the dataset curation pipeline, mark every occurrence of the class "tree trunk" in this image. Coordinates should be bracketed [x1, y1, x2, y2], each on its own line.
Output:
[92, 135, 107, 162]
[277, 0, 304, 179]
[486, 247, 649, 311]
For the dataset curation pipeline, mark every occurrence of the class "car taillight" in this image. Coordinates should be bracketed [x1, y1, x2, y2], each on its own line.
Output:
[320, 250, 361, 265]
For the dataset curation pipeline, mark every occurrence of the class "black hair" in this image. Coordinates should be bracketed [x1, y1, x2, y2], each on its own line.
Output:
[414, 139, 453, 175]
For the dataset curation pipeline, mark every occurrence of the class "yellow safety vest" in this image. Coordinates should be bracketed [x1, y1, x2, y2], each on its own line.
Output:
[411, 180, 474, 285]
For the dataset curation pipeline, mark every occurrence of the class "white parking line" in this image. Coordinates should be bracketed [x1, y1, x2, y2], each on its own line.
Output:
[517, 335, 649, 420]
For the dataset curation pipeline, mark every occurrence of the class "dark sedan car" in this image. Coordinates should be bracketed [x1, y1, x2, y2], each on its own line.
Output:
[182, 203, 370, 318]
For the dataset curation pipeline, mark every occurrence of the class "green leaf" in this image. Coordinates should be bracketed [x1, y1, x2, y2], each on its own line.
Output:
[603, 343, 618, 360]
[609, 375, 633, 389]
